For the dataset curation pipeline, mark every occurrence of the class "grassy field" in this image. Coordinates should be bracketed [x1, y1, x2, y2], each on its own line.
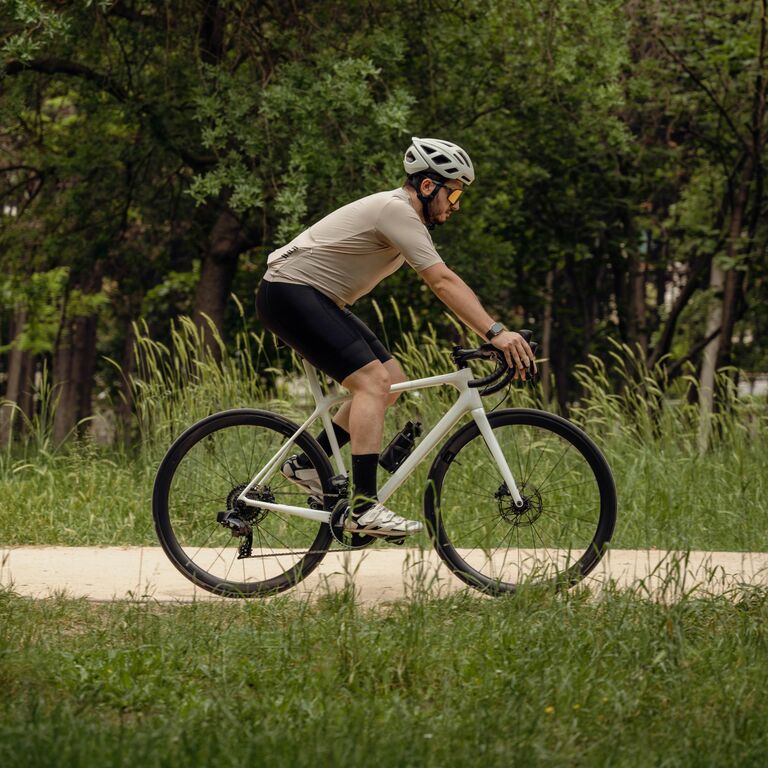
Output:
[2, 583, 768, 767]
[1, 418, 766, 551]
[2, 323, 768, 766]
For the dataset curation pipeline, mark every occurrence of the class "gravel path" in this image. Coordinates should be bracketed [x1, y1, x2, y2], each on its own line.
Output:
[2, 546, 768, 603]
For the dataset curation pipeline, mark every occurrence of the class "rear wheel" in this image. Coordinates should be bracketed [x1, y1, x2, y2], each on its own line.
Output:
[153, 409, 335, 597]
[424, 409, 616, 595]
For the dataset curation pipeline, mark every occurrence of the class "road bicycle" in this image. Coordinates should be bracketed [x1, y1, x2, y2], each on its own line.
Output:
[152, 332, 617, 598]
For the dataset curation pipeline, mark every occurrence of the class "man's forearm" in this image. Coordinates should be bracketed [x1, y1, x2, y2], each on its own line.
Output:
[430, 272, 496, 338]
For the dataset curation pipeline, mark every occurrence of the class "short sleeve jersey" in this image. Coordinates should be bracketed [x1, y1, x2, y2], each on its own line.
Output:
[264, 187, 443, 306]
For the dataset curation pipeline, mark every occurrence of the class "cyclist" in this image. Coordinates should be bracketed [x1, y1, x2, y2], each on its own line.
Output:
[256, 137, 535, 537]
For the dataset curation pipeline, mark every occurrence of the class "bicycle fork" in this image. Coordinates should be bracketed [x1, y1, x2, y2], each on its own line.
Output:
[470, 406, 525, 508]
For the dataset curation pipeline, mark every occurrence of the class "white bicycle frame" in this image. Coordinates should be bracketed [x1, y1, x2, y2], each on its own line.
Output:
[237, 359, 524, 523]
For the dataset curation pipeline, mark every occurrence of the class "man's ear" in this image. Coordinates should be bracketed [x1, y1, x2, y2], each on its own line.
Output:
[420, 178, 435, 196]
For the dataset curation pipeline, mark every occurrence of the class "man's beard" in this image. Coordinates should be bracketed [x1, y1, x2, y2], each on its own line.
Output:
[428, 199, 445, 227]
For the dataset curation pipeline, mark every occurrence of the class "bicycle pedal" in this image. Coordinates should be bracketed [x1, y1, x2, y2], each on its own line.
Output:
[386, 536, 407, 546]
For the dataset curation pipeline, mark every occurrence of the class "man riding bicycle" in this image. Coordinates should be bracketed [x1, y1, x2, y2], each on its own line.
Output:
[256, 137, 535, 538]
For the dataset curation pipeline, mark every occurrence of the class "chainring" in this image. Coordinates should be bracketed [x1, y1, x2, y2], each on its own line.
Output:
[329, 499, 377, 549]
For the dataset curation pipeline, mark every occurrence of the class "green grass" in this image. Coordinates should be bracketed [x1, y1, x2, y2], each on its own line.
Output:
[2, 411, 767, 551]
[2, 584, 768, 767]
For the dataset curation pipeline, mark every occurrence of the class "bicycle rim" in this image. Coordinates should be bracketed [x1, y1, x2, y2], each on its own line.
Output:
[424, 409, 616, 595]
[153, 409, 335, 597]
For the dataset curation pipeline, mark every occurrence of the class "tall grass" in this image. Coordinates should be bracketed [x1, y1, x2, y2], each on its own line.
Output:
[569, 341, 768, 551]
[0, 305, 766, 550]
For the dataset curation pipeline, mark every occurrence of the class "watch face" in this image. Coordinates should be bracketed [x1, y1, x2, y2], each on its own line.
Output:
[487, 322, 504, 339]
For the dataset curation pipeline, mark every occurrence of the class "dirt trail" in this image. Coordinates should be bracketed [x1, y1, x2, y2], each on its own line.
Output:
[2, 546, 767, 603]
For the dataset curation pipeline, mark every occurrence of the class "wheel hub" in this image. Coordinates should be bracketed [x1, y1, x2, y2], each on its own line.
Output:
[226, 483, 270, 525]
[494, 483, 543, 526]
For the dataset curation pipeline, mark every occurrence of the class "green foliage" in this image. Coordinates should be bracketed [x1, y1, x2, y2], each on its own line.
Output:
[0, 267, 106, 354]
[191, 42, 413, 238]
[1, 0, 767, 431]
[0, 0, 69, 64]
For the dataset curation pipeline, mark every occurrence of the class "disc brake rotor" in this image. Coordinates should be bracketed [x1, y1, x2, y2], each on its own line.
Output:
[494, 482, 543, 527]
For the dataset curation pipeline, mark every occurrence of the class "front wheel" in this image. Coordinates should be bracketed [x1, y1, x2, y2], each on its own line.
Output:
[424, 409, 617, 595]
[153, 409, 336, 597]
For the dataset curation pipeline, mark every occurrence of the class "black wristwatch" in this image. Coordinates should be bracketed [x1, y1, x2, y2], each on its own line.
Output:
[485, 322, 505, 341]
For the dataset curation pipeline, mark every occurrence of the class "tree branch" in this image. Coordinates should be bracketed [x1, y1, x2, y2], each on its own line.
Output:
[4, 58, 216, 172]
[666, 325, 722, 380]
[106, 1, 164, 28]
[653, 33, 750, 150]
[4, 58, 128, 101]
[648, 254, 711, 367]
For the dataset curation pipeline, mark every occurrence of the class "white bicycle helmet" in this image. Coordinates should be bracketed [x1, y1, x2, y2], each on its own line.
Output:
[403, 137, 475, 185]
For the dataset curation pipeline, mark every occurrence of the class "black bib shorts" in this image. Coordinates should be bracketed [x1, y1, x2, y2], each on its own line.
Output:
[255, 279, 392, 383]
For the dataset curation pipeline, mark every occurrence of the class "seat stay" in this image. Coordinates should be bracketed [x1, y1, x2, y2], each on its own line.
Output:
[236, 410, 315, 499]
[304, 360, 350, 476]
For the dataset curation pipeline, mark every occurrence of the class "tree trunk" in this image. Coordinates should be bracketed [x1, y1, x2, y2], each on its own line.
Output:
[698, 158, 752, 450]
[697, 262, 725, 452]
[53, 308, 99, 445]
[698, 0, 766, 447]
[115, 317, 137, 441]
[193, 207, 245, 355]
[0, 306, 35, 444]
[648, 255, 710, 368]
[628, 254, 648, 352]
[541, 268, 555, 405]
[716, 268, 742, 369]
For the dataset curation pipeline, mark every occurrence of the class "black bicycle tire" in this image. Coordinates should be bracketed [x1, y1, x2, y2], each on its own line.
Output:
[153, 408, 335, 597]
[424, 408, 617, 595]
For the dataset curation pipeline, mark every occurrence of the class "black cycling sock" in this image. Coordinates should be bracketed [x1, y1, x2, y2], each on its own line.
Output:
[351, 453, 379, 517]
[316, 422, 350, 456]
[295, 422, 351, 468]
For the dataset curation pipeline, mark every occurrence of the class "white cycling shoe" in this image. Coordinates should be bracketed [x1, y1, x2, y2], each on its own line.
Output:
[344, 503, 423, 537]
[280, 455, 323, 497]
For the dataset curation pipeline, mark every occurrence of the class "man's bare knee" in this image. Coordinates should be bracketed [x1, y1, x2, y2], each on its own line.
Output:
[383, 358, 406, 405]
[343, 362, 391, 399]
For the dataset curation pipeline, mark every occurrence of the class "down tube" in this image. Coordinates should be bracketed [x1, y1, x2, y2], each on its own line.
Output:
[376, 392, 475, 504]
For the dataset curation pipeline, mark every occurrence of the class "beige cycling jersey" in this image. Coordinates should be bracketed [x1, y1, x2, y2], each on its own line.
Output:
[264, 187, 443, 306]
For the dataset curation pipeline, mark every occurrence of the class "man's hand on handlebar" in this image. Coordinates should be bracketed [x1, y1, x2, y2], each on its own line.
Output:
[489, 331, 537, 381]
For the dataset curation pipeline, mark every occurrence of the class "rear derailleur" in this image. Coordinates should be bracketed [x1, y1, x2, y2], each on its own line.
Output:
[216, 483, 271, 559]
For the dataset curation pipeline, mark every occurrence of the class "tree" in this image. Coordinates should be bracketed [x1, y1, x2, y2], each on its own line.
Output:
[636, 0, 768, 447]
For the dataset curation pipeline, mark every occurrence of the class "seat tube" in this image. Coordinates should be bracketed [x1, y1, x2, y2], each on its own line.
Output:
[470, 407, 524, 506]
[302, 359, 347, 476]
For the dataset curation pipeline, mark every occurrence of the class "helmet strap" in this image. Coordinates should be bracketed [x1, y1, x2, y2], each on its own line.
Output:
[416, 177, 441, 231]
